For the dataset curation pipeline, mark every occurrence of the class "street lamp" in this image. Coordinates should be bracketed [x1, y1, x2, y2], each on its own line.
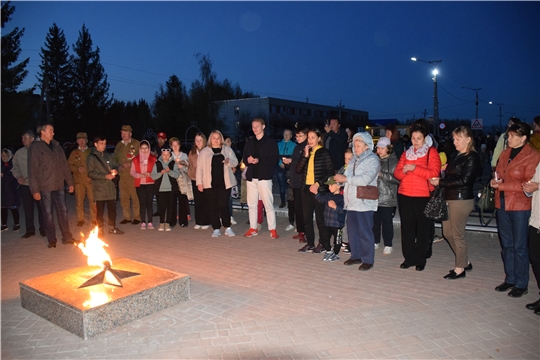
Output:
[411, 57, 442, 136]
[489, 101, 504, 132]
[462, 87, 482, 122]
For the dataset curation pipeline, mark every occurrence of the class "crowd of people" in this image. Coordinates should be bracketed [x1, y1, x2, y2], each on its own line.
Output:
[2, 115, 540, 315]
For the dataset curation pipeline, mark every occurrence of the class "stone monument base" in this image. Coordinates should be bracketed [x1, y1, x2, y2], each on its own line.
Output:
[19, 258, 190, 339]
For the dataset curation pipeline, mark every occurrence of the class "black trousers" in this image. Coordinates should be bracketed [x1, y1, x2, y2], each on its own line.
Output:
[398, 195, 432, 267]
[320, 225, 343, 253]
[302, 187, 324, 247]
[373, 206, 396, 247]
[170, 191, 189, 226]
[157, 191, 174, 224]
[192, 180, 209, 226]
[1, 208, 20, 226]
[204, 186, 231, 230]
[529, 226, 540, 295]
[136, 184, 154, 224]
[19, 185, 43, 233]
[292, 188, 305, 233]
[96, 200, 116, 229]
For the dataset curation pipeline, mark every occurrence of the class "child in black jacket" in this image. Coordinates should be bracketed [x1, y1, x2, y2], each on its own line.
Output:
[315, 176, 346, 262]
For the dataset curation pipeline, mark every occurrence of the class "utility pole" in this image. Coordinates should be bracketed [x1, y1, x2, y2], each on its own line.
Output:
[462, 87, 482, 121]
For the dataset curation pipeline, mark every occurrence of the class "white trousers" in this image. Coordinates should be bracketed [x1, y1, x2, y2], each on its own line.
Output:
[246, 179, 276, 230]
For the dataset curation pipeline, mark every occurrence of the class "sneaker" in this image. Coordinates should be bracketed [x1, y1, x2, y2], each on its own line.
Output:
[383, 246, 393, 255]
[374, 243, 379, 250]
[270, 229, 279, 239]
[284, 224, 295, 231]
[140, 222, 146, 230]
[327, 253, 340, 262]
[293, 232, 305, 239]
[298, 244, 315, 253]
[230, 217, 237, 225]
[343, 247, 351, 254]
[224, 227, 235, 237]
[211, 229, 221, 238]
[147, 222, 154, 230]
[322, 251, 333, 261]
[108, 227, 124, 235]
[194, 224, 202, 230]
[313, 244, 324, 253]
[201, 225, 210, 230]
[433, 235, 444, 243]
[12, 224, 20, 232]
[244, 228, 258, 237]
[1, 225, 8, 232]
[165, 223, 171, 231]
[158, 223, 165, 231]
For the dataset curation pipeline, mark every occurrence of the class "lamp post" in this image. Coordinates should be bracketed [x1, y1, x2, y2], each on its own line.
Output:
[462, 87, 482, 122]
[489, 102, 504, 132]
[411, 57, 442, 136]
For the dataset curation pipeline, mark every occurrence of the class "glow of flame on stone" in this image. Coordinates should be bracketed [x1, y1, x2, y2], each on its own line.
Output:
[78, 227, 112, 268]
[83, 290, 111, 308]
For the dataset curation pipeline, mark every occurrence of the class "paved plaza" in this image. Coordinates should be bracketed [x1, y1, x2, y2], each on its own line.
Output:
[1, 194, 539, 359]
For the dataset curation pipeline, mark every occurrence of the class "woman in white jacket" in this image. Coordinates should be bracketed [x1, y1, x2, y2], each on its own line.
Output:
[196, 130, 238, 238]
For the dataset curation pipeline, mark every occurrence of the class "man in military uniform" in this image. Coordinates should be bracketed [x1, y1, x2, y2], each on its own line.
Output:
[67, 132, 96, 227]
[114, 125, 141, 224]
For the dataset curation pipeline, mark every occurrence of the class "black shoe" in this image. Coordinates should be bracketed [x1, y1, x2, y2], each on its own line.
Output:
[444, 270, 466, 280]
[344, 258, 363, 266]
[359, 263, 373, 271]
[400, 262, 411, 269]
[525, 299, 540, 310]
[40, 230, 46, 237]
[108, 227, 124, 235]
[62, 238, 77, 245]
[495, 282, 515, 292]
[21, 232, 35, 239]
[415, 265, 425, 271]
[464, 263, 473, 271]
[535, 308, 540, 316]
[12, 224, 20, 231]
[48, 242, 56, 248]
[508, 288, 528, 298]
[279, 203, 286, 208]
[119, 219, 131, 224]
[131, 220, 141, 225]
[76, 221, 84, 227]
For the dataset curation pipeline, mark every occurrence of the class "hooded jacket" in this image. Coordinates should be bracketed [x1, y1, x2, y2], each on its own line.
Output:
[343, 132, 380, 212]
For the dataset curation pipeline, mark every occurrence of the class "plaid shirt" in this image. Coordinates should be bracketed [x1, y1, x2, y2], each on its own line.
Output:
[315, 191, 346, 228]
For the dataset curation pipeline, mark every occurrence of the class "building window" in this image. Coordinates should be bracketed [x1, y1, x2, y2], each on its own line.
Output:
[234, 106, 240, 115]
[295, 108, 300, 115]
[322, 111, 328, 118]
[271, 105, 276, 113]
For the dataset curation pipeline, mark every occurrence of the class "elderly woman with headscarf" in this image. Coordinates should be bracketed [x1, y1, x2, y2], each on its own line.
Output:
[334, 132, 380, 271]
[394, 121, 441, 271]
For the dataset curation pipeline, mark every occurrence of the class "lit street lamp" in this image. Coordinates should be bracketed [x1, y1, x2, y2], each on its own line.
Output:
[489, 101, 504, 132]
[411, 57, 442, 136]
[462, 87, 482, 122]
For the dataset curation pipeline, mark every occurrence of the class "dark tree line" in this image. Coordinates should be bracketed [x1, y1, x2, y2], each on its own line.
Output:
[1, 2, 255, 148]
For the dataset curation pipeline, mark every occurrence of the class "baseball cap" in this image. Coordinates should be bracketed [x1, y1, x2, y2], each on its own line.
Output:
[76, 132, 87, 139]
[157, 132, 167, 139]
[121, 125, 133, 132]
[376, 136, 391, 148]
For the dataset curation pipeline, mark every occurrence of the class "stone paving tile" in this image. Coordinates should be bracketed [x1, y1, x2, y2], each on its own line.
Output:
[2, 198, 540, 359]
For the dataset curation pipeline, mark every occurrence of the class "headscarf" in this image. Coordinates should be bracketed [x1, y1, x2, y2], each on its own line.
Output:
[139, 140, 151, 162]
[352, 132, 374, 154]
[2, 148, 13, 163]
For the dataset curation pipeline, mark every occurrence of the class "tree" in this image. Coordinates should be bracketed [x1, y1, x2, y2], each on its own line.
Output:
[152, 75, 189, 136]
[37, 23, 73, 126]
[70, 24, 112, 138]
[1, 1, 30, 93]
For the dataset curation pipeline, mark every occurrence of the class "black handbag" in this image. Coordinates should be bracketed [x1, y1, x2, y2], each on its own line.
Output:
[477, 184, 496, 226]
[423, 186, 448, 222]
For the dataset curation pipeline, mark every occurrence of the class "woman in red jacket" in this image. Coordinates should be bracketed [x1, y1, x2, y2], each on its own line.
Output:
[491, 122, 540, 298]
[394, 121, 441, 271]
[130, 140, 157, 229]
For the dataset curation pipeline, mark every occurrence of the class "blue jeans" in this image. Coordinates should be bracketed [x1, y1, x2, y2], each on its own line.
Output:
[497, 197, 530, 289]
[40, 189, 72, 243]
[347, 210, 375, 264]
[275, 166, 287, 205]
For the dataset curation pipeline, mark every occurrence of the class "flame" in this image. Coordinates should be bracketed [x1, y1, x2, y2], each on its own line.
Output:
[83, 290, 111, 308]
[78, 227, 112, 268]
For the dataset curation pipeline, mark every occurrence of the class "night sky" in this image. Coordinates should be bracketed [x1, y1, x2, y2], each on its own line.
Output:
[8, 1, 540, 130]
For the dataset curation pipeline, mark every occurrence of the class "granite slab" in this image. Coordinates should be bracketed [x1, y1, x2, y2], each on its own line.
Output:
[19, 258, 190, 339]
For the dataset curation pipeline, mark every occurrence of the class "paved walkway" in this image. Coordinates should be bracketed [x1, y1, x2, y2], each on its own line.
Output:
[1, 195, 538, 359]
